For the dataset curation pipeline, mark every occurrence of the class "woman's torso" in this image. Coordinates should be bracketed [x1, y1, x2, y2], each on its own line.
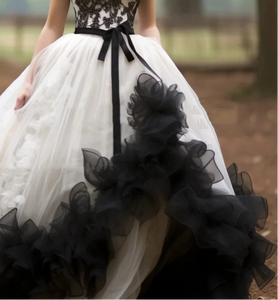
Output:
[72, 0, 141, 30]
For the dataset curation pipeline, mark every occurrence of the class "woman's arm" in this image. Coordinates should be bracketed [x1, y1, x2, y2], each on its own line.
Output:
[137, 0, 161, 44]
[15, 0, 70, 110]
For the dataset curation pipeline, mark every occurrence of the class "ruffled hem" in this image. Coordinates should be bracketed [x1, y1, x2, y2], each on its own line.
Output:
[0, 74, 275, 298]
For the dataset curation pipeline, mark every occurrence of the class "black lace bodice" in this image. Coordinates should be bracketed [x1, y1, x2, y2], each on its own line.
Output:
[72, 0, 141, 30]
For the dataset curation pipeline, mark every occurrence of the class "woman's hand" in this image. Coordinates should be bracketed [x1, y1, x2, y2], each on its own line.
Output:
[14, 82, 32, 110]
[13, 0, 70, 111]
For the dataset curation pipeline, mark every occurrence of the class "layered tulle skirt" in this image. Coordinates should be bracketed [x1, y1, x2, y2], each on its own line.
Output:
[0, 33, 276, 298]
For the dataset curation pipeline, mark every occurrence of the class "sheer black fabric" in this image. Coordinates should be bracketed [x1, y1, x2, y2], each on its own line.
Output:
[0, 75, 275, 298]
[75, 22, 162, 154]
[139, 164, 276, 299]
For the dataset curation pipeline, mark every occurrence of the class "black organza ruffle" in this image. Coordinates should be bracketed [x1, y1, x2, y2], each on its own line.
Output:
[139, 161, 276, 299]
[0, 74, 276, 299]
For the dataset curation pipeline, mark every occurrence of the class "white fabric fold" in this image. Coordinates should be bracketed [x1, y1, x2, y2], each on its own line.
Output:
[0, 33, 235, 298]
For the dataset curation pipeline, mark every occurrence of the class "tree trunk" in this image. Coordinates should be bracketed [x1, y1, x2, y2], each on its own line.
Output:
[164, 0, 202, 17]
[256, 0, 277, 95]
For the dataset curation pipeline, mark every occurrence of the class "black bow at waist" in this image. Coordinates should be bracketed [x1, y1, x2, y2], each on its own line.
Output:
[75, 21, 160, 155]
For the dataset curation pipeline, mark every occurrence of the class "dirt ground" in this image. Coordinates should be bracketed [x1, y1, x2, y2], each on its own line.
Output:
[0, 61, 277, 299]
[186, 71, 277, 299]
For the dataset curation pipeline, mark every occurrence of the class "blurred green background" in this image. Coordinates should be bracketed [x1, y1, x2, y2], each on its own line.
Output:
[0, 2, 276, 298]
[0, 0, 258, 66]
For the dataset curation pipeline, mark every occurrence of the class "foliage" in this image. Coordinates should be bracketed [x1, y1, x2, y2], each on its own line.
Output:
[201, 0, 256, 17]
[0, 0, 257, 17]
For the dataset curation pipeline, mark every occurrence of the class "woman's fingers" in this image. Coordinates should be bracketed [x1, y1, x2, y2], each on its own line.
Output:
[14, 83, 32, 110]
[14, 94, 26, 110]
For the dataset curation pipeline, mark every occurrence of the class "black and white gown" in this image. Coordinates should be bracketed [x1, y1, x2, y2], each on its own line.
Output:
[0, 0, 276, 299]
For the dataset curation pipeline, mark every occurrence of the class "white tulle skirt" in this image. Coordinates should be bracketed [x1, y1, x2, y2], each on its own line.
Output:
[0, 33, 233, 221]
[0, 33, 274, 299]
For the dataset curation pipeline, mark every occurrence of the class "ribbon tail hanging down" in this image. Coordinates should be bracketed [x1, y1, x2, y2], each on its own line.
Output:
[75, 21, 162, 155]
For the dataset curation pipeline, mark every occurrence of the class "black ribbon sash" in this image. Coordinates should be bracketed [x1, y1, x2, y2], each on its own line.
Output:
[75, 21, 161, 155]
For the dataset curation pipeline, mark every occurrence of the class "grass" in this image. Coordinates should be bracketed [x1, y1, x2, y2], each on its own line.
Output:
[0, 24, 75, 64]
[160, 27, 258, 64]
[0, 23, 258, 66]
